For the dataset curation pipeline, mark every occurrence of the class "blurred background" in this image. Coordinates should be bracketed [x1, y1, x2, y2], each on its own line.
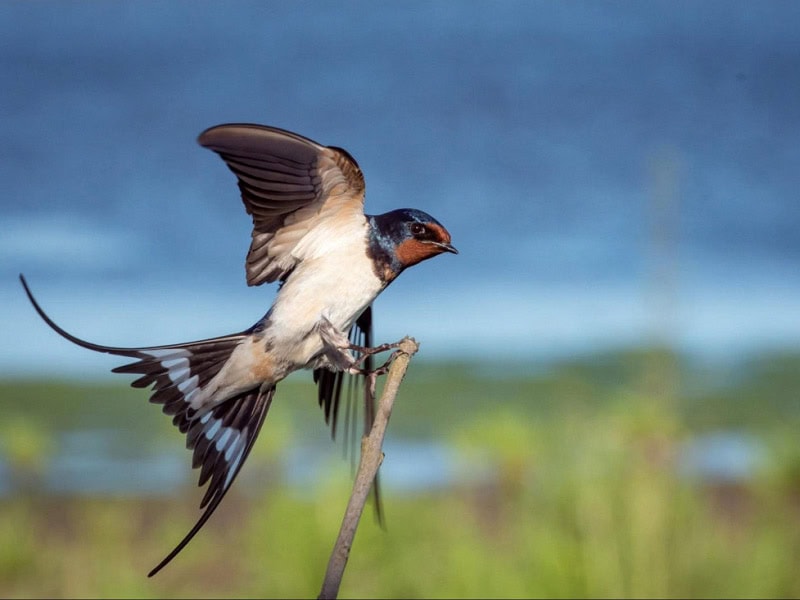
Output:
[1, 1, 799, 597]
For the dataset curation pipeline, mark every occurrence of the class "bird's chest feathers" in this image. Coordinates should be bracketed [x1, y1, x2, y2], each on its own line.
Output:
[266, 228, 383, 357]
[279, 256, 381, 325]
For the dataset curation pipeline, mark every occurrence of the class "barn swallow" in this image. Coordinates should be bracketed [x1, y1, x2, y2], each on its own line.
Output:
[19, 123, 456, 576]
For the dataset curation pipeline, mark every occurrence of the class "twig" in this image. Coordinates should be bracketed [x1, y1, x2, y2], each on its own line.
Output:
[318, 336, 419, 600]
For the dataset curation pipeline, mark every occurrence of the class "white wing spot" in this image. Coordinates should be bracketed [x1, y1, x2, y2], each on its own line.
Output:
[205, 419, 222, 440]
[177, 375, 198, 394]
[166, 365, 191, 384]
[224, 435, 244, 462]
[143, 348, 191, 360]
[215, 428, 234, 452]
[224, 436, 248, 488]
[162, 357, 189, 369]
[183, 387, 200, 406]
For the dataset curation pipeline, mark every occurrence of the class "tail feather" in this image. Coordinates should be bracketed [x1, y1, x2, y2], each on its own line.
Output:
[149, 384, 275, 577]
[108, 340, 245, 434]
[20, 274, 245, 426]
[19, 275, 273, 576]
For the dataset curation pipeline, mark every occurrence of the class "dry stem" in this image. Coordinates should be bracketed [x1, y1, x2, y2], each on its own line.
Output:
[317, 336, 419, 600]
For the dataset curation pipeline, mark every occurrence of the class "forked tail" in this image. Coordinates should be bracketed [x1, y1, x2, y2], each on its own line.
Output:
[19, 274, 275, 576]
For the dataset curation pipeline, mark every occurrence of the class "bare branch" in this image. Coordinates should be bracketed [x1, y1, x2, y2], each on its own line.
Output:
[318, 336, 419, 600]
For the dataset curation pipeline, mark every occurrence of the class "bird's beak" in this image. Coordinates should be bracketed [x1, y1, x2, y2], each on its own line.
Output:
[433, 241, 458, 255]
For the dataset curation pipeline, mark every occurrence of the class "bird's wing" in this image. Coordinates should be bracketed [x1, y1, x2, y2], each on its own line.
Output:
[198, 123, 366, 286]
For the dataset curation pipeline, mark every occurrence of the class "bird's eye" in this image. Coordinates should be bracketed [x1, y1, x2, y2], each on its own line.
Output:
[410, 223, 426, 237]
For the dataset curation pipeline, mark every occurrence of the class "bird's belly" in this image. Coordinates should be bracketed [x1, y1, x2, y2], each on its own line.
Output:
[265, 257, 384, 371]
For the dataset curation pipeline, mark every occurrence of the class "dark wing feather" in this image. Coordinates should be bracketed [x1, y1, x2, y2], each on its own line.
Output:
[314, 306, 374, 439]
[198, 123, 366, 286]
[313, 306, 383, 523]
[20, 274, 246, 435]
[19, 275, 275, 575]
[148, 385, 275, 577]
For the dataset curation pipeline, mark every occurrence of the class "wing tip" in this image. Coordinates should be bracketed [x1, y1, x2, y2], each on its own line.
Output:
[197, 122, 254, 148]
[197, 123, 322, 153]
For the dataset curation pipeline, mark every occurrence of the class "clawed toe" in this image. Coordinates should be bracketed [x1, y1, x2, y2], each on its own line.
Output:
[348, 348, 402, 377]
[349, 342, 402, 365]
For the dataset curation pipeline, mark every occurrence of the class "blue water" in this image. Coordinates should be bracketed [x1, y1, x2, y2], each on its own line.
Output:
[0, 429, 765, 498]
[2, 1, 799, 375]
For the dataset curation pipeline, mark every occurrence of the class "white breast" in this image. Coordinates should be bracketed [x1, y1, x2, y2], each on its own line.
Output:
[263, 216, 385, 371]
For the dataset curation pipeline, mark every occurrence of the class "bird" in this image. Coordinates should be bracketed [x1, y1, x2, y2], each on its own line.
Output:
[19, 123, 457, 576]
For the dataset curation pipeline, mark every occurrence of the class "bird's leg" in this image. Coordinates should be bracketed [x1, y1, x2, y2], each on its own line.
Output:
[364, 351, 401, 376]
[316, 317, 403, 376]
[317, 317, 360, 372]
[348, 341, 403, 366]
[348, 342, 405, 377]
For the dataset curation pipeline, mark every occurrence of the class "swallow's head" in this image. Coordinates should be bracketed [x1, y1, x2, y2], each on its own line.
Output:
[392, 209, 458, 267]
[368, 209, 457, 280]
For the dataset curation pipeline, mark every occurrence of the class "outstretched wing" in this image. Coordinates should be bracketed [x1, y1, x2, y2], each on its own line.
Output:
[198, 123, 366, 286]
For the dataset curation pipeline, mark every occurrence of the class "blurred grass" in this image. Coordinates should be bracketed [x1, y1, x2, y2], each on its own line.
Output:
[1, 347, 800, 598]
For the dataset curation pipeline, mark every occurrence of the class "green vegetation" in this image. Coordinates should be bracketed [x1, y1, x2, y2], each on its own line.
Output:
[1, 347, 799, 598]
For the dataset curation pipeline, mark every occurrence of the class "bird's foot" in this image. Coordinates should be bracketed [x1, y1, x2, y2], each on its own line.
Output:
[349, 341, 402, 363]
[346, 341, 403, 376]
[317, 316, 403, 377]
